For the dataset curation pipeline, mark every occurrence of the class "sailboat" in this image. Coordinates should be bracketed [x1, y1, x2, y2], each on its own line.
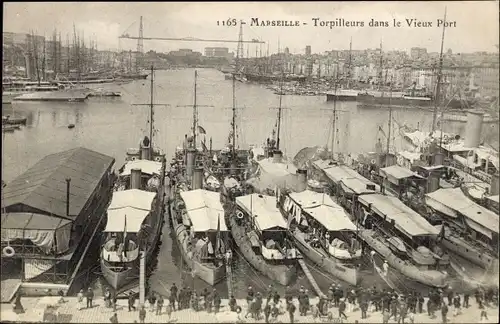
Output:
[168, 70, 229, 285]
[100, 66, 166, 290]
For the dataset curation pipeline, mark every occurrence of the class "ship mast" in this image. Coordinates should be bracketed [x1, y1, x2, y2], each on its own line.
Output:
[149, 65, 154, 147]
[378, 40, 383, 92]
[386, 77, 393, 156]
[331, 67, 338, 155]
[347, 37, 352, 89]
[276, 47, 284, 151]
[192, 70, 198, 150]
[432, 7, 447, 133]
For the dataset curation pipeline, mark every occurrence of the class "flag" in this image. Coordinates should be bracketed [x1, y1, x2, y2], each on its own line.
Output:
[197, 125, 206, 134]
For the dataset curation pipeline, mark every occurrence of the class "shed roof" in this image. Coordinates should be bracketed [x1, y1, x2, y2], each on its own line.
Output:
[358, 194, 439, 238]
[236, 194, 287, 230]
[1, 212, 71, 231]
[1, 147, 114, 220]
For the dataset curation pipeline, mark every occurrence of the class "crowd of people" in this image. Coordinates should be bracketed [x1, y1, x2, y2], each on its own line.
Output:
[91, 282, 499, 323]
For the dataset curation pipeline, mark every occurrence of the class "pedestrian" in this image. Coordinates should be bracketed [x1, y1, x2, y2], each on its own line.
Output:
[264, 301, 271, 323]
[109, 312, 118, 323]
[246, 286, 254, 306]
[177, 287, 184, 310]
[288, 299, 296, 323]
[165, 300, 172, 321]
[463, 291, 470, 308]
[206, 289, 213, 313]
[339, 299, 348, 320]
[236, 306, 244, 323]
[417, 293, 424, 313]
[128, 292, 137, 312]
[441, 302, 448, 324]
[86, 288, 94, 308]
[398, 297, 407, 324]
[245, 298, 254, 319]
[427, 298, 433, 318]
[104, 288, 111, 308]
[214, 291, 221, 314]
[390, 297, 398, 321]
[480, 309, 488, 323]
[170, 283, 178, 309]
[453, 295, 461, 316]
[229, 295, 237, 312]
[446, 286, 453, 306]
[12, 292, 24, 314]
[139, 305, 146, 324]
[156, 295, 164, 315]
[347, 289, 356, 313]
[77, 289, 84, 310]
[267, 285, 274, 304]
[112, 293, 118, 312]
[148, 292, 156, 312]
[201, 288, 209, 310]
[311, 303, 319, 319]
[169, 290, 176, 311]
[382, 309, 390, 324]
[360, 298, 368, 319]
[58, 290, 66, 304]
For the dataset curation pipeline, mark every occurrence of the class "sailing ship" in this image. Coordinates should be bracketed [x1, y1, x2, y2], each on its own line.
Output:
[100, 66, 166, 290]
[278, 184, 363, 285]
[425, 187, 499, 287]
[229, 193, 298, 285]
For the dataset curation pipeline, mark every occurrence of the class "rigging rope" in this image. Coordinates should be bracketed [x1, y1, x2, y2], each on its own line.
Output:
[232, 247, 267, 290]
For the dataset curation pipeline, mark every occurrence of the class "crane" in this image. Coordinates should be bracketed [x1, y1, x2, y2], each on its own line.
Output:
[119, 34, 264, 44]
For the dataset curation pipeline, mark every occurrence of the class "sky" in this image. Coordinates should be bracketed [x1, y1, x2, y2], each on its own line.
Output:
[3, 1, 499, 55]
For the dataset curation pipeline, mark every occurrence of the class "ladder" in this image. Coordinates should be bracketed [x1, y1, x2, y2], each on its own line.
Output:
[297, 258, 326, 299]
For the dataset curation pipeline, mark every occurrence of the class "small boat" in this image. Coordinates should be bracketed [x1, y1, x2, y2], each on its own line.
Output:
[13, 88, 90, 102]
[2, 116, 27, 126]
[169, 187, 228, 286]
[2, 124, 20, 132]
[229, 193, 298, 285]
[88, 89, 122, 97]
[280, 188, 364, 286]
[68, 124, 75, 129]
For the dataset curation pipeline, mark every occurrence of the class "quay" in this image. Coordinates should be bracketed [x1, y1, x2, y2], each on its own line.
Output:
[0, 295, 497, 323]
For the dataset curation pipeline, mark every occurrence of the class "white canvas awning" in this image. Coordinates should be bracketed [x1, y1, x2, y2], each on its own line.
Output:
[104, 189, 157, 233]
[180, 189, 227, 232]
[120, 160, 163, 176]
[359, 194, 439, 238]
[379, 165, 423, 184]
[289, 190, 356, 232]
[236, 194, 287, 230]
[425, 188, 499, 236]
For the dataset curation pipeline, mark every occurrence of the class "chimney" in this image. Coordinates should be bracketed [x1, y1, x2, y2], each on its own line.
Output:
[186, 148, 196, 179]
[296, 169, 307, 192]
[490, 173, 500, 196]
[140, 143, 151, 160]
[385, 154, 396, 167]
[192, 167, 204, 190]
[426, 171, 440, 193]
[130, 168, 142, 189]
[433, 152, 444, 166]
[464, 111, 484, 148]
[273, 150, 283, 163]
[66, 178, 71, 216]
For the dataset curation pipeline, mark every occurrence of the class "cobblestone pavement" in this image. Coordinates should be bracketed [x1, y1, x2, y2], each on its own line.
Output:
[0, 296, 498, 323]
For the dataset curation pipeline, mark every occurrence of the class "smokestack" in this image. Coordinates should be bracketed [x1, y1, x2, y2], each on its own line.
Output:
[296, 169, 307, 192]
[426, 171, 440, 194]
[66, 178, 71, 216]
[186, 148, 196, 179]
[385, 154, 396, 167]
[192, 167, 204, 190]
[273, 150, 283, 163]
[130, 168, 142, 189]
[491, 173, 499, 196]
[464, 111, 484, 148]
[140, 142, 151, 160]
[433, 152, 444, 166]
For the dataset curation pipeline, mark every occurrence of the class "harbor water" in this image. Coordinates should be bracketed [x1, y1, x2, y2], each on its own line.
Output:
[2, 68, 499, 298]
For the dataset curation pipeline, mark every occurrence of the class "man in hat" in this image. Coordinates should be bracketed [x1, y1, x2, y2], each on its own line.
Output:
[382, 260, 389, 276]
[86, 288, 94, 309]
[246, 286, 254, 306]
[170, 284, 178, 311]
